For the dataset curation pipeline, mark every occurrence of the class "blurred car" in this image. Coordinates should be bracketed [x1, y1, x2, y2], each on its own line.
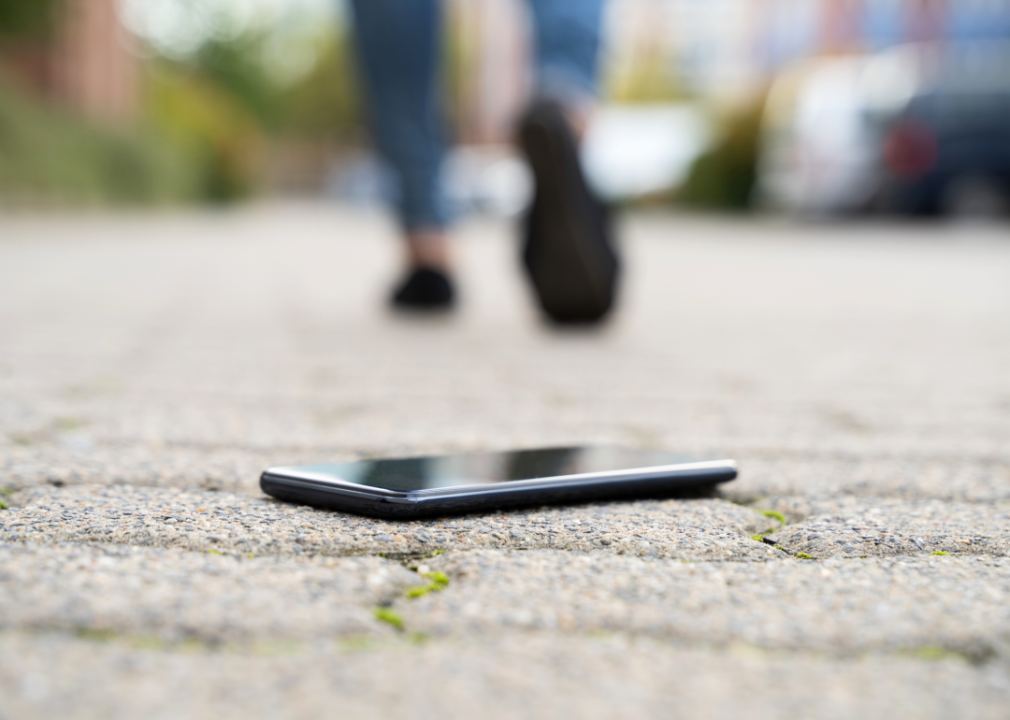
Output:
[757, 42, 1010, 219]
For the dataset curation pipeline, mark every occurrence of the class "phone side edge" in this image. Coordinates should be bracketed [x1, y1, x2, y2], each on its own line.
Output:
[408, 459, 738, 498]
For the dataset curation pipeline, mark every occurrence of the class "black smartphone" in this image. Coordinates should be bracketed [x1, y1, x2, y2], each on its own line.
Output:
[260, 446, 736, 519]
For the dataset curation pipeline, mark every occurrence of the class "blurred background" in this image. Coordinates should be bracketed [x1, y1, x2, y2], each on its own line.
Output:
[0, 0, 1008, 220]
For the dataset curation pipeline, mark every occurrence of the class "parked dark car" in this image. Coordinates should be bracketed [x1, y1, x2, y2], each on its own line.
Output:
[759, 42, 1010, 219]
[882, 47, 1010, 217]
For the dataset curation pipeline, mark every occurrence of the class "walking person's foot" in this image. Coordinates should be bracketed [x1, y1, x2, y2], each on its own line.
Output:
[389, 229, 456, 311]
[390, 266, 455, 310]
[517, 98, 619, 324]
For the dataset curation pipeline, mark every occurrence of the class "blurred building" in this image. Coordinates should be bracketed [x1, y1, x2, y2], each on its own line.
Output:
[704, 0, 1010, 97]
[0, 0, 137, 125]
[445, 0, 1010, 141]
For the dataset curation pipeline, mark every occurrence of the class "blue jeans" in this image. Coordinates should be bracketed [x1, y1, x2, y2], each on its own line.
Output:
[349, 0, 607, 231]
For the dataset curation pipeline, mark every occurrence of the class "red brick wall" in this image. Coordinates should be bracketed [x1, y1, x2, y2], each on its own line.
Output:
[55, 0, 137, 124]
[0, 0, 137, 125]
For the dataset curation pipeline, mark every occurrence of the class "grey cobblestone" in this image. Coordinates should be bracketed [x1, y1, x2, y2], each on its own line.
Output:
[0, 484, 776, 561]
[760, 497, 1010, 558]
[2, 207, 1010, 718]
[0, 542, 415, 642]
[403, 550, 1010, 657]
[2, 631, 1009, 720]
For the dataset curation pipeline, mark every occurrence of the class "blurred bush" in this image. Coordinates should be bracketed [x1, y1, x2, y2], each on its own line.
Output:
[678, 95, 766, 211]
[274, 30, 362, 142]
[143, 59, 266, 202]
[0, 0, 372, 206]
[0, 0, 62, 39]
[607, 43, 688, 105]
[0, 78, 198, 207]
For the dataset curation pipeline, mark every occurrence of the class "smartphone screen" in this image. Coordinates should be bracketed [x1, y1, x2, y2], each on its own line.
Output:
[287, 446, 701, 493]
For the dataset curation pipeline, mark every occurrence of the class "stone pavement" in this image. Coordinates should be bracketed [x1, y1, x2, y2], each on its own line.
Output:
[1, 204, 1009, 719]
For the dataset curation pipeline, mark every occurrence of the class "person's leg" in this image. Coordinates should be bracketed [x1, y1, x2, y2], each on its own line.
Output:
[349, 0, 454, 307]
[518, 0, 618, 324]
[527, 0, 607, 133]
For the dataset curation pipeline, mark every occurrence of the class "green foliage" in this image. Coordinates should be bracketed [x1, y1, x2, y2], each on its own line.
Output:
[142, 61, 265, 202]
[679, 96, 766, 211]
[162, 21, 362, 144]
[373, 607, 404, 631]
[0, 0, 63, 38]
[0, 500, 8, 510]
[606, 45, 687, 104]
[275, 31, 362, 140]
[0, 79, 198, 206]
[194, 36, 280, 131]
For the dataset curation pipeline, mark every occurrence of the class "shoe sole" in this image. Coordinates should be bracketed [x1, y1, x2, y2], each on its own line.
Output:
[519, 102, 617, 323]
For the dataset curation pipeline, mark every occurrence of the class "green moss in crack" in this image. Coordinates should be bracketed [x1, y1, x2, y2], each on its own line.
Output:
[749, 534, 766, 542]
[0, 500, 7, 511]
[910, 646, 970, 663]
[795, 552, 813, 560]
[931, 551, 949, 556]
[406, 572, 450, 599]
[373, 607, 404, 631]
[405, 549, 447, 570]
[757, 509, 786, 525]
[340, 635, 375, 652]
[75, 629, 118, 643]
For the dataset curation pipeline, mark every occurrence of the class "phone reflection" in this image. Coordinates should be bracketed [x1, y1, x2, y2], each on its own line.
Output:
[345, 446, 691, 493]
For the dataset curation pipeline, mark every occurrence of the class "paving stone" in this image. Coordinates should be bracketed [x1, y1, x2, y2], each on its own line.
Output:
[402, 550, 1010, 658]
[2, 630, 1009, 720]
[726, 452, 1010, 504]
[760, 497, 1010, 558]
[0, 484, 777, 560]
[0, 542, 416, 643]
[4, 207, 1010, 718]
[0, 442, 356, 494]
[3, 212, 1010, 492]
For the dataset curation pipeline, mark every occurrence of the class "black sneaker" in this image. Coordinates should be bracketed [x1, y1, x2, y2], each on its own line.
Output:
[390, 266, 455, 311]
[518, 98, 619, 324]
